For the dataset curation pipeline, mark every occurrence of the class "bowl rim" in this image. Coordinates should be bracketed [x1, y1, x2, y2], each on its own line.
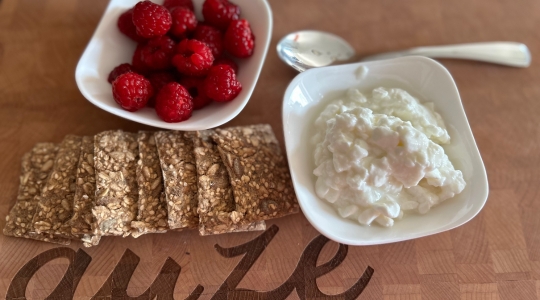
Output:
[282, 56, 489, 245]
[74, 0, 273, 131]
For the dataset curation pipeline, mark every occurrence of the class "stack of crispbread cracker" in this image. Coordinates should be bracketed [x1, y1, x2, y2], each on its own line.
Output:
[3, 124, 299, 246]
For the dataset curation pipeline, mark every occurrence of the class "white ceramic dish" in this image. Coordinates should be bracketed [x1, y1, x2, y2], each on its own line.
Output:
[282, 56, 489, 245]
[75, 0, 272, 130]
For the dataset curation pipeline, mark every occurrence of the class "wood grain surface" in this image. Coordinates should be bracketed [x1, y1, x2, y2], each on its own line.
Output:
[0, 0, 539, 299]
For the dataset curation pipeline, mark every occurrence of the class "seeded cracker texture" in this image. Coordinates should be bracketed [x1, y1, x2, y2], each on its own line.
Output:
[65, 136, 101, 247]
[212, 124, 299, 224]
[3, 144, 70, 245]
[32, 135, 82, 240]
[131, 131, 168, 237]
[93, 130, 139, 237]
[193, 130, 265, 235]
[155, 131, 199, 230]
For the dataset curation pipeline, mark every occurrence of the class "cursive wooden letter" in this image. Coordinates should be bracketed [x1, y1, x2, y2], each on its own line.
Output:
[6, 247, 92, 300]
[91, 248, 203, 300]
[211, 224, 279, 300]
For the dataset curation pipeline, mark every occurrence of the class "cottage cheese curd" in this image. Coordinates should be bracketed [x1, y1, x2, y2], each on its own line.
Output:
[312, 87, 466, 227]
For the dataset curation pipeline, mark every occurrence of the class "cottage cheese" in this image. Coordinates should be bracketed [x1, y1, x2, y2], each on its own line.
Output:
[312, 87, 466, 227]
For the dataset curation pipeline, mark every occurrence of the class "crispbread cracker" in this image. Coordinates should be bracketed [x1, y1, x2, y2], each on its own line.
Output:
[93, 130, 139, 237]
[193, 130, 265, 235]
[68, 136, 96, 236]
[66, 136, 101, 247]
[131, 131, 168, 237]
[155, 131, 198, 230]
[3, 143, 70, 245]
[212, 124, 299, 225]
[33, 135, 82, 239]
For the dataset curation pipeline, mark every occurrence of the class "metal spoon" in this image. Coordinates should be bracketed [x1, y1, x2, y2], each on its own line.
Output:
[277, 30, 531, 72]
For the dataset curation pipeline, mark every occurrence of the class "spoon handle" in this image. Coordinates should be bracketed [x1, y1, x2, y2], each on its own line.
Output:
[362, 42, 531, 67]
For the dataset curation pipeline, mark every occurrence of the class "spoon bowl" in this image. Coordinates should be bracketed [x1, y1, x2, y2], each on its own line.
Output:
[277, 31, 354, 72]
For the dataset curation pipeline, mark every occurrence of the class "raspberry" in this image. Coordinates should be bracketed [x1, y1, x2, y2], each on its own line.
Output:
[170, 7, 197, 39]
[132, 44, 150, 74]
[112, 72, 154, 111]
[147, 71, 177, 107]
[133, 36, 176, 71]
[213, 57, 238, 73]
[172, 39, 214, 77]
[203, 65, 241, 102]
[132, 1, 172, 38]
[180, 77, 212, 110]
[224, 19, 255, 58]
[148, 71, 177, 91]
[108, 63, 136, 84]
[193, 24, 223, 58]
[117, 9, 146, 43]
[163, 0, 194, 11]
[202, 0, 240, 30]
[155, 82, 193, 122]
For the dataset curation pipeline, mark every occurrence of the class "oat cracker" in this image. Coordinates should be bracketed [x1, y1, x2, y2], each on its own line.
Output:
[33, 135, 82, 239]
[66, 136, 101, 247]
[193, 130, 265, 235]
[3, 143, 70, 245]
[131, 131, 168, 237]
[155, 131, 198, 230]
[212, 124, 299, 225]
[67, 136, 96, 236]
[93, 130, 139, 237]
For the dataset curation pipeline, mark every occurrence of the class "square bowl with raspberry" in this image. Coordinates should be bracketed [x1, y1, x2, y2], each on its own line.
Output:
[76, 0, 271, 130]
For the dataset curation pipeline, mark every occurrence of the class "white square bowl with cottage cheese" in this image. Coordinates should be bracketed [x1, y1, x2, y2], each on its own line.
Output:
[75, 0, 271, 130]
[282, 56, 488, 245]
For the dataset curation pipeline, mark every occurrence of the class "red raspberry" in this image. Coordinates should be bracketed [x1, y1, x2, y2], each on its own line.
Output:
[133, 36, 176, 71]
[202, 0, 240, 30]
[132, 44, 150, 74]
[224, 19, 255, 58]
[203, 64, 241, 102]
[193, 24, 223, 58]
[148, 71, 177, 91]
[155, 82, 193, 122]
[170, 7, 197, 39]
[117, 9, 146, 43]
[108, 63, 136, 84]
[180, 77, 212, 110]
[147, 71, 177, 107]
[213, 57, 238, 73]
[132, 1, 172, 38]
[172, 39, 214, 77]
[112, 72, 154, 111]
[163, 0, 194, 11]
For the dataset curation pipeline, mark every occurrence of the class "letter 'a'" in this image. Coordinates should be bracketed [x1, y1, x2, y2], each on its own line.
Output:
[6, 247, 91, 300]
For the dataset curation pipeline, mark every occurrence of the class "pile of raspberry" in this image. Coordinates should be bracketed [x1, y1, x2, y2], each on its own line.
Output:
[109, 0, 254, 123]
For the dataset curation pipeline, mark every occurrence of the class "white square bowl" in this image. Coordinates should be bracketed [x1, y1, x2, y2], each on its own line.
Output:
[282, 56, 489, 245]
[75, 0, 272, 131]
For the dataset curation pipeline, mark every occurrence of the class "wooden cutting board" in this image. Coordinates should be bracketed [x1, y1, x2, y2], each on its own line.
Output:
[1, 0, 540, 299]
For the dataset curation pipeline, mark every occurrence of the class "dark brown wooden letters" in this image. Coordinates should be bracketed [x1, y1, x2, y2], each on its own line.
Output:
[6, 225, 373, 300]
[212, 224, 374, 300]
[6, 247, 91, 300]
[91, 249, 203, 300]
